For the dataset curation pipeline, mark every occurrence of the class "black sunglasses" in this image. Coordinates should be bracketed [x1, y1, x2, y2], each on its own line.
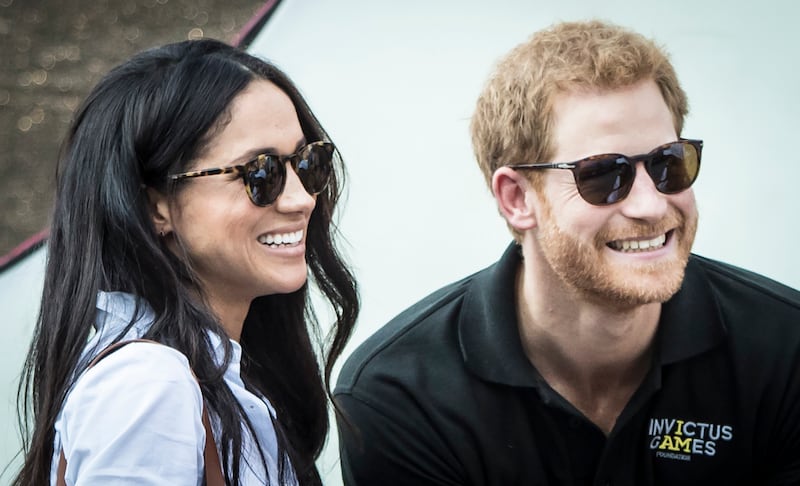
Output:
[509, 139, 702, 206]
[169, 141, 334, 207]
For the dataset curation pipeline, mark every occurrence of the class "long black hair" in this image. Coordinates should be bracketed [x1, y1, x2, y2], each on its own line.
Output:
[14, 38, 359, 485]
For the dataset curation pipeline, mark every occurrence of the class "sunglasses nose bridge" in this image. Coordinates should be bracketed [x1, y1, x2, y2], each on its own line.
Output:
[621, 156, 672, 212]
[245, 144, 335, 207]
[624, 154, 673, 193]
[286, 156, 308, 185]
[274, 160, 316, 208]
[571, 140, 700, 206]
[642, 151, 680, 193]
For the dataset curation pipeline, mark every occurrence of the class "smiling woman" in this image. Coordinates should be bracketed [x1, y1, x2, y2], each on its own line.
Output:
[151, 80, 322, 339]
[12, 38, 358, 486]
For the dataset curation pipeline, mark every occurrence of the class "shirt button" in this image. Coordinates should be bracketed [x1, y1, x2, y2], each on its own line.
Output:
[568, 417, 582, 428]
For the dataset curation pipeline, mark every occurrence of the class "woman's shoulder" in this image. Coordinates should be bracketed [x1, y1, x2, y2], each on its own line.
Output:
[87, 340, 195, 378]
[66, 341, 202, 412]
[55, 341, 208, 484]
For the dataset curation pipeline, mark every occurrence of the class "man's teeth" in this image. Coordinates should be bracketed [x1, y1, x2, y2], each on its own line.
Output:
[259, 230, 303, 246]
[609, 234, 666, 252]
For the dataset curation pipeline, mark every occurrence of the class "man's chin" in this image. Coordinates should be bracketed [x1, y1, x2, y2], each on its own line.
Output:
[584, 264, 687, 309]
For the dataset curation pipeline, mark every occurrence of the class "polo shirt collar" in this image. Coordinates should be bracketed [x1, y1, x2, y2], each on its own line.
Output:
[459, 243, 541, 387]
[458, 242, 727, 387]
[656, 255, 727, 363]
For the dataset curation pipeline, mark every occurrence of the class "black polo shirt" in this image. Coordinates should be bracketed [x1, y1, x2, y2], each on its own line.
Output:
[335, 243, 800, 485]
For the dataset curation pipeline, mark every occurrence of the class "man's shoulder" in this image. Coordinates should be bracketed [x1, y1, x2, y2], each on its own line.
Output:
[685, 254, 800, 353]
[336, 269, 481, 394]
[689, 254, 800, 313]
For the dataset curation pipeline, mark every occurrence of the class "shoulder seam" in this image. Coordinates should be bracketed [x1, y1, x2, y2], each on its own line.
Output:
[694, 256, 800, 311]
[79, 341, 196, 385]
[342, 279, 472, 391]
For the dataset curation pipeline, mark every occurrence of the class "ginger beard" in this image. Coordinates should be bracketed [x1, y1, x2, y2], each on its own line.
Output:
[534, 195, 699, 309]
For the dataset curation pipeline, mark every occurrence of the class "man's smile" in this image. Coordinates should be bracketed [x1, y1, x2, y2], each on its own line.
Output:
[607, 232, 669, 253]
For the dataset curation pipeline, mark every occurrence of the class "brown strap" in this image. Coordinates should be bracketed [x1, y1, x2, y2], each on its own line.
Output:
[56, 449, 66, 486]
[57, 339, 225, 485]
[202, 404, 225, 486]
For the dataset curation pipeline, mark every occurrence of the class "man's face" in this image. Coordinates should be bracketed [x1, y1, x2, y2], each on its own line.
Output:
[531, 80, 698, 308]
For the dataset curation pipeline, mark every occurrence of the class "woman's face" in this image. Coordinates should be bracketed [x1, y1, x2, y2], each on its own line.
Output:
[163, 79, 316, 317]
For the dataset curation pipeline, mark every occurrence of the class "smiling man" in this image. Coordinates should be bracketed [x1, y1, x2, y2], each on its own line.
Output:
[335, 20, 800, 485]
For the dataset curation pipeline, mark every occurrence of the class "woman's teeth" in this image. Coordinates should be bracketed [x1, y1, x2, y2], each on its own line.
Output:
[259, 230, 303, 247]
[609, 233, 666, 252]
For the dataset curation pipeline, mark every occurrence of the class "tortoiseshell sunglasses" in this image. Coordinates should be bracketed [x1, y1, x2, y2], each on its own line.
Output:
[169, 141, 334, 207]
[508, 139, 702, 206]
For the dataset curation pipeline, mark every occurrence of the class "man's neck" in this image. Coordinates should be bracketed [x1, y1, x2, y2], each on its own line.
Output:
[515, 258, 661, 434]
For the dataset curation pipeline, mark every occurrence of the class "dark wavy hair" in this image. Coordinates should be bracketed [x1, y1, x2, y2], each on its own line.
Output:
[14, 38, 359, 485]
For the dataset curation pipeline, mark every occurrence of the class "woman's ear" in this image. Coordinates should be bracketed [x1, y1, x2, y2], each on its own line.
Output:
[146, 187, 173, 237]
[492, 167, 538, 232]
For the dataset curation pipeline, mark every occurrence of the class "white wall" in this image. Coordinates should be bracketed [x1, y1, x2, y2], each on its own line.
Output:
[248, 1, 800, 484]
[0, 247, 46, 482]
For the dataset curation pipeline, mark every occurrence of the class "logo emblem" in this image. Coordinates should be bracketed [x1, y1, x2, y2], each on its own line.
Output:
[648, 417, 733, 461]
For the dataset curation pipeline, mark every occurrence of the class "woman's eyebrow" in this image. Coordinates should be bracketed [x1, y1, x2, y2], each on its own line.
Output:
[233, 138, 308, 164]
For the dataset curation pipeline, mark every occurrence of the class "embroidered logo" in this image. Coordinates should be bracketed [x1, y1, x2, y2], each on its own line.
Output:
[648, 417, 733, 461]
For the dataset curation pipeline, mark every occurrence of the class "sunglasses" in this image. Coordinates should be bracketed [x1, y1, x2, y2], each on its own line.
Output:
[169, 141, 334, 207]
[509, 139, 702, 206]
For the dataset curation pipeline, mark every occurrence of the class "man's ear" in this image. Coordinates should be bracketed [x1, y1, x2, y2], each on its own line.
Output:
[146, 187, 173, 237]
[492, 167, 538, 232]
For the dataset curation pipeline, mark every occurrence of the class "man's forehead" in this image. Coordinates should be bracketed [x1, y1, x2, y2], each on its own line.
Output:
[549, 80, 676, 160]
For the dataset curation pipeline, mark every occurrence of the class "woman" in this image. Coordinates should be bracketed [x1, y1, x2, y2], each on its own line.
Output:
[14, 38, 359, 485]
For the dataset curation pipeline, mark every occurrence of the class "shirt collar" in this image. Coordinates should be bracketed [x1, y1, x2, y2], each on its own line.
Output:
[458, 243, 541, 386]
[93, 290, 240, 369]
[91, 291, 155, 353]
[656, 255, 727, 363]
[458, 243, 727, 387]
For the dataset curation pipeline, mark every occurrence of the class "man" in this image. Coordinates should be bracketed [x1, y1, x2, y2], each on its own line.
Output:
[334, 20, 800, 485]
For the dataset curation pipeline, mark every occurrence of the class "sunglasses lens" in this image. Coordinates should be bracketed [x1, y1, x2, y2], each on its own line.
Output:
[296, 143, 333, 194]
[241, 142, 335, 206]
[648, 141, 700, 194]
[246, 155, 284, 206]
[575, 156, 635, 205]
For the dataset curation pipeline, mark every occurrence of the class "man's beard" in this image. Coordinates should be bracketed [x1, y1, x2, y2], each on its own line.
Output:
[535, 198, 698, 309]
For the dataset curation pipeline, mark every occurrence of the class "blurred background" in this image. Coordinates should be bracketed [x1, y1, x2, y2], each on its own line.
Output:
[0, 0, 265, 257]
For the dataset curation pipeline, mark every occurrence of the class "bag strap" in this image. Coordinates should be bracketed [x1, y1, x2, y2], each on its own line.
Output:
[56, 339, 225, 486]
